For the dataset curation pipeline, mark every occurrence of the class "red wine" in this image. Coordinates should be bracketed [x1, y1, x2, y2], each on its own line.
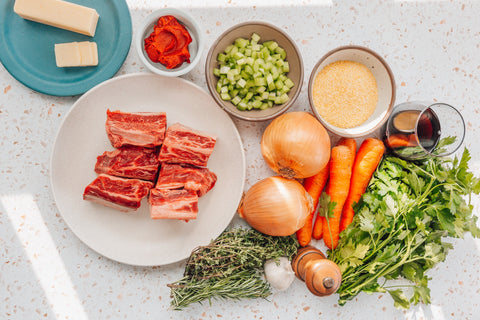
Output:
[385, 107, 441, 159]
[416, 109, 441, 152]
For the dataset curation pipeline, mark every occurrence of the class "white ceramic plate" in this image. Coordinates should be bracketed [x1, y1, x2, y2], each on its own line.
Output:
[50, 73, 245, 266]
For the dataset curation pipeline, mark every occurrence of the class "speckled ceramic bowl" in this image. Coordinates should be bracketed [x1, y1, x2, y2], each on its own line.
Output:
[136, 8, 203, 77]
[308, 45, 396, 137]
[205, 21, 303, 121]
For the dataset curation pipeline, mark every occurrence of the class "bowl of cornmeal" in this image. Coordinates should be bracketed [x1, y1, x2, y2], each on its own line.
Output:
[308, 45, 396, 137]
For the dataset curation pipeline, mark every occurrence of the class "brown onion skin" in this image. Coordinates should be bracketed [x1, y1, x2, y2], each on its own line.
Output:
[261, 111, 331, 179]
[238, 176, 313, 236]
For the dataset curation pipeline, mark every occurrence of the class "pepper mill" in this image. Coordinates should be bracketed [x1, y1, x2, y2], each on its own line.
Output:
[291, 245, 342, 296]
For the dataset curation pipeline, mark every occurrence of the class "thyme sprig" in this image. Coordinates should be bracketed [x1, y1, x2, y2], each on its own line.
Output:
[168, 228, 299, 310]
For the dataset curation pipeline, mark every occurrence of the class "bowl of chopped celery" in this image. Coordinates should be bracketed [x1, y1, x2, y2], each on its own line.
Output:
[206, 21, 303, 121]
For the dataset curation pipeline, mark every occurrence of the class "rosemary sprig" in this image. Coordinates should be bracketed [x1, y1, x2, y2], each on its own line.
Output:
[167, 228, 299, 310]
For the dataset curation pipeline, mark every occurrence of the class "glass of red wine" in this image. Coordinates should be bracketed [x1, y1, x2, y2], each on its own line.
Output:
[384, 101, 465, 160]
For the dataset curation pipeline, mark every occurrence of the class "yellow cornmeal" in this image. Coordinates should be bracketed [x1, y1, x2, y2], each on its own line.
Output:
[312, 60, 378, 128]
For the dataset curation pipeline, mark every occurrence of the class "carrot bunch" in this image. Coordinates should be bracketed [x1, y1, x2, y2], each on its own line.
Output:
[296, 137, 385, 249]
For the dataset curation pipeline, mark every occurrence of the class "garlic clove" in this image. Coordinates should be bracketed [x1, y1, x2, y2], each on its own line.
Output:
[264, 257, 295, 291]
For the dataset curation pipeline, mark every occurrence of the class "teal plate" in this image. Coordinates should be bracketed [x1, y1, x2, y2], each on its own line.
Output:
[0, 0, 132, 96]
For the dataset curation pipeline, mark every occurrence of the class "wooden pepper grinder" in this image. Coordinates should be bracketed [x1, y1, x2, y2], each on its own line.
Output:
[291, 245, 342, 296]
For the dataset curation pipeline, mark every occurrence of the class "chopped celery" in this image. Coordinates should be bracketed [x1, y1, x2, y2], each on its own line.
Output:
[237, 58, 246, 66]
[237, 101, 248, 111]
[263, 40, 279, 52]
[213, 32, 295, 111]
[254, 77, 266, 86]
[245, 80, 255, 89]
[275, 47, 286, 59]
[233, 51, 244, 60]
[260, 102, 269, 110]
[274, 93, 289, 104]
[275, 79, 284, 90]
[235, 37, 249, 48]
[268, 81, 276, 91]
[231, 96, 241, 105]
[217, 53, 226, 62]
[221, 93, 231, 101]
[240, 70, 250, 79]
[244, 65, 254, 75]
[284, 78, 294, 88]
[224, 45, 234, 54]
[219, 66, 230, 74]
[252, 100, 263, 109]
[256, 86, 266, 94]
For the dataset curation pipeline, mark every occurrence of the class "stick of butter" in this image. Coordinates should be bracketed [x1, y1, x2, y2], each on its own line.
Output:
[14, 0, 99, 37]
[55, 41, 98, 67]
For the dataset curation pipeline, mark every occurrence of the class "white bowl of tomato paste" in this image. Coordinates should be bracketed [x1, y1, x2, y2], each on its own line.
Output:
[136, 8, 203, 77]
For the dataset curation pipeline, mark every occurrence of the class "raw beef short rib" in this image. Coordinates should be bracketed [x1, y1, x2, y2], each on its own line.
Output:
[149, 188, 198, 221]
[83, 174, 154, 212]
[158, 123, 217, 167]
[95, 146, 160, 182]
[155, 163, 217, 197]
[105, 109, 167, 148]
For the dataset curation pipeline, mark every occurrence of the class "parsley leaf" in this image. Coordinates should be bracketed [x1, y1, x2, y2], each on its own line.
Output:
[318, 192, 336, 218]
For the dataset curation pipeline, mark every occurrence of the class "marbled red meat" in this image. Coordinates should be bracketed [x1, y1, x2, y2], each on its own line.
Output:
[83, 174, 154, 212]
[149, 188, 198, 221]
[105, 109, 167, 148]
[158, 123, 217, 167]
[94, 146, 160, 182]
[155, 163, 217, 197]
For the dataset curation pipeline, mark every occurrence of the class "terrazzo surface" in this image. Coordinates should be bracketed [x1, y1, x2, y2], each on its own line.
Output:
[1, 0, 480, 319]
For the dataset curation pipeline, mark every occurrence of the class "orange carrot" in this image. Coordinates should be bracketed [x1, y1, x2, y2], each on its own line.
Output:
[298, 162, 329, 245]
[312, 209, 325, 240]
[407, 133, 418, 146]
[323, 144, 354, 250]
[386, 133, 413, 149]
[337, 138, 357, 164]
[312, 140, 355, 241]
[340, 138, 385, 232]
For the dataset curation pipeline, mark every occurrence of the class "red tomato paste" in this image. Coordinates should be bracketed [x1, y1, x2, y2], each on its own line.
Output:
[144, 15, 193, 69]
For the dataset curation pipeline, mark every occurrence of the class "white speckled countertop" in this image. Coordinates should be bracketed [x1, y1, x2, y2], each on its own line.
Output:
[2, 0, 480, 319]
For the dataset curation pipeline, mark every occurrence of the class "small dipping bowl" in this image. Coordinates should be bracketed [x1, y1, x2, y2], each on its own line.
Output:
[135, 8, 203, 77]
[308, 45, 396, 137]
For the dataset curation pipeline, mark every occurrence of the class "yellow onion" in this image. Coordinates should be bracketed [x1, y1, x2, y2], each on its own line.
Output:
[261, 111, 331, 179]
[238, 176, 313, 236]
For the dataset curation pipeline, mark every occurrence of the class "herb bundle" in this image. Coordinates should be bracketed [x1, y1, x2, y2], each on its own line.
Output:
[329, 149, 480, 309]
[168, 228, 299, 310]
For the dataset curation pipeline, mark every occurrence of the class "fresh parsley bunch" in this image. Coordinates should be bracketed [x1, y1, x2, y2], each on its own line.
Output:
[329, 149, 480, 309]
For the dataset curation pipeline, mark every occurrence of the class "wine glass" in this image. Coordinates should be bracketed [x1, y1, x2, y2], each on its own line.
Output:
[384, 101, 465, 160]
